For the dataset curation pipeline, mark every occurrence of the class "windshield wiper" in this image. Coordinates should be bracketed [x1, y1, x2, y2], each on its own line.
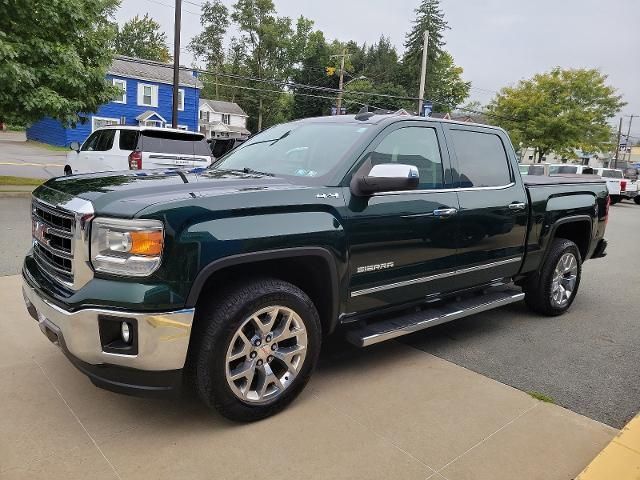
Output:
[241, 167, 274, 176]
[268, 130, 291, 146]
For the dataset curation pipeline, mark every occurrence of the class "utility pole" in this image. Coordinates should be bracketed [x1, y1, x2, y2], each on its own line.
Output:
[417, 30, 429, 115]
[624, 115, 635, 163]
[331, 49, 350, 115]
[614, 117, 623, 169]
[171, 0, 182, 129]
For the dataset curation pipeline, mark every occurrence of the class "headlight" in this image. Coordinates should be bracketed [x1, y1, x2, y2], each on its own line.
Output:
[91, 218, 164, 276]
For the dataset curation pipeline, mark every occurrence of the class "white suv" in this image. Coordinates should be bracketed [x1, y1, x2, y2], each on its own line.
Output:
[592, 167, 638, 204]
[65, 126, 212, 175]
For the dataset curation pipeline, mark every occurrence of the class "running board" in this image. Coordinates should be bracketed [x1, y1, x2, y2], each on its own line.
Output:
[345, 288, 525, 347]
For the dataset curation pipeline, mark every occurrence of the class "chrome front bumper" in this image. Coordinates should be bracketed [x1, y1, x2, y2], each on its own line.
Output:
[22, 280, 195, 371]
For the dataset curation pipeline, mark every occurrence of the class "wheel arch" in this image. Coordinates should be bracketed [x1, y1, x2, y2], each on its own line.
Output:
[185, 247, 341, 335]
[545, 216, 593, 262]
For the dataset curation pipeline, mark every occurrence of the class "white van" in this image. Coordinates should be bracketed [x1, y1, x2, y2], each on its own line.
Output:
[65, 126, 212, 175]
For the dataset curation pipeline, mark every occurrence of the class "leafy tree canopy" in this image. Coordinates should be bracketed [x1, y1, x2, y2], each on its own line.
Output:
[114, 14, 171, 62]
[488, 68, 625, 160]
[0, 0, 121, 126]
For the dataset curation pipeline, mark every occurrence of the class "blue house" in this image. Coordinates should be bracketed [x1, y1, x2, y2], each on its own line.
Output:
[27, 55, 202, 147]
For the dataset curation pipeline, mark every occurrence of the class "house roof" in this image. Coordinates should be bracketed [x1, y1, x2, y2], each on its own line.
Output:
[109, 55, 200, 88]
[136, 110, 167, 123]
[199, 99, 248, 116]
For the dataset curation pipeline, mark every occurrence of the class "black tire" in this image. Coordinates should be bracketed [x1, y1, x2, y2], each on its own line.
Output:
[64, 165, 72, 176]
[610, 196, 621, 205]
[523, 238, 582, 316]
[192, 278, 321, 422]
[634, 196, 640, 205]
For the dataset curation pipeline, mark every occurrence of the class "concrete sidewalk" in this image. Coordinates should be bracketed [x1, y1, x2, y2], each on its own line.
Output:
[0, 274, 616, 480]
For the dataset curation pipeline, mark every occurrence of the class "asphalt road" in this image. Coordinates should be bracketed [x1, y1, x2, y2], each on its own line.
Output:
[0, 131, 66, 179]
[1, 195, 638, 428]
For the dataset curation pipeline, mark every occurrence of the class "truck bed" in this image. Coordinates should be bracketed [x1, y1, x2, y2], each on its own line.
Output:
[523, 174, 605, 186]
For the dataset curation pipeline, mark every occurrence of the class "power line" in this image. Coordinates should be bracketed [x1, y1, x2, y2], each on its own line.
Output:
[139, 0, 200, 16]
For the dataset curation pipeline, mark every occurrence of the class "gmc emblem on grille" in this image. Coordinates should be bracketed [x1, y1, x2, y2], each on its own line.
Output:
[32, 221, 50, 246]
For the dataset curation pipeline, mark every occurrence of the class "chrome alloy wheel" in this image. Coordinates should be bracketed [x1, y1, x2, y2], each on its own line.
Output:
[225, 306, 308, 404]
[550, 252, 578, 307]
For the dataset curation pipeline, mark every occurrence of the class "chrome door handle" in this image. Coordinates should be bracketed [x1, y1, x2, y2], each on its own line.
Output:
[509, 202, 526, 210]
[432, 208, 458, 218]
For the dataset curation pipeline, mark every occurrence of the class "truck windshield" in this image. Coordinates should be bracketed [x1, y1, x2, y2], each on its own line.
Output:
[211, 123, 369, 179]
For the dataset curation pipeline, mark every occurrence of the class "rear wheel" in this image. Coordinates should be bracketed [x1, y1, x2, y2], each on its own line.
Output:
[610, 195, 621, 204]
[634, 197, 640, 205]
[64, 165, 72, 176]
[193, 278, 321, 422]
[524, 238, 582, 316]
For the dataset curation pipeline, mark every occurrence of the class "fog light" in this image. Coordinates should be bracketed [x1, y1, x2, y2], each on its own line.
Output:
[121, 322, 131, 344]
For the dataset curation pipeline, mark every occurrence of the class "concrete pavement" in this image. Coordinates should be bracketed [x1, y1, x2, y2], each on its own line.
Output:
[0, 274, 616, 479]
[0, 131, 66, 179]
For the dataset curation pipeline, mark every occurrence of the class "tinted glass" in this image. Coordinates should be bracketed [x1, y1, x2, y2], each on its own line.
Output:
[140, 131, 205, 155]
[214, 123, 369, 179]
[450, 130, 511, 187]
[80, 132, 100, 151]
[529, 165, 545, 175]
[194, 139, 212, 156]
[601, 169, 623, 178]
[119, 130, 138, 150]
[94, 130, 115, 152]
[549, 165, 578, 174]
[371, 127, 443, 189]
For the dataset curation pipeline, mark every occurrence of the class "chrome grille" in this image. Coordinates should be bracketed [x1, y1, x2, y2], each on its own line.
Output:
[32, 200, 75, 286]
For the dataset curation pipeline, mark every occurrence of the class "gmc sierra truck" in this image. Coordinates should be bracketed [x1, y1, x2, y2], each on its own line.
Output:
[22, 113, 609, 422]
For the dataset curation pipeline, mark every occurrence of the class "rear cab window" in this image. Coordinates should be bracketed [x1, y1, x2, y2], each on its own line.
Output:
[600, 169, 623, 178]
[449, 129, 512, 187]
[549, 165, 578, 174]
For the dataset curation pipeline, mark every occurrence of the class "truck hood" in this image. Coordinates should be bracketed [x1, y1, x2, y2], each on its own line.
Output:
[36, 168, 308, 217]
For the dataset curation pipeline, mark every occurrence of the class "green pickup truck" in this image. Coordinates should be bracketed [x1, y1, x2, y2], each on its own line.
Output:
[23, 113, 609, 421]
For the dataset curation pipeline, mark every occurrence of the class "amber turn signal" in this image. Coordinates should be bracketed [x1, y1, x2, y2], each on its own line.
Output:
[129, 231, 163, 256]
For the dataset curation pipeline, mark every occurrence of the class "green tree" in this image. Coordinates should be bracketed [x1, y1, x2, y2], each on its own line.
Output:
[401, 0, 469, 111]
[114, 14, 171, 62]
[188, 0, 229, 99]
[488, 68, 625, 161]
[0, 0, 121, 127]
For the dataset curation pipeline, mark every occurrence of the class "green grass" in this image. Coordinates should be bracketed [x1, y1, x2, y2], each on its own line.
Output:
[26, 140, 69, 152]
[0, 176, 45, 186]
[528, 391, 555, 404]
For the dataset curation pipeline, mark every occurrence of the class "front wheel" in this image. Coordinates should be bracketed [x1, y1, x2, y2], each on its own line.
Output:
[193, 278, 321, 422]
[634, 196, 640, 205]
[64, 165, 72, 176]
[524, 238, 582, 316]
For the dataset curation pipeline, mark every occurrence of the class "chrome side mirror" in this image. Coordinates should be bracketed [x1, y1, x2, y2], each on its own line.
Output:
[351, 163, 419, 196]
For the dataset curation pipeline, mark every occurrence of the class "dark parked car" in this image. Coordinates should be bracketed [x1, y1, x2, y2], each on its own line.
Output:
[23, 113, 608, 421]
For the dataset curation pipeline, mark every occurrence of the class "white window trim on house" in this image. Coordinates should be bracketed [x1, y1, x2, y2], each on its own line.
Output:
[92, 116, 119, 132]
[221, 113, 231, 125]
[137, 83, 159, 107]
[178, 89, 185, 111]
[112, 79, 127, 104]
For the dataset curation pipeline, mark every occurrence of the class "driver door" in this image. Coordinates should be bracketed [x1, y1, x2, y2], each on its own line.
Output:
[340, 122, 460, 315]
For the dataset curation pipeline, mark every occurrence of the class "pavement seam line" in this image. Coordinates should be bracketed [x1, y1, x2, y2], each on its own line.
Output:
[32, 357, 124, 480]
[436, 402, 540, 474]
[309, 390, 438, 475]
[612, 438, 640, 456]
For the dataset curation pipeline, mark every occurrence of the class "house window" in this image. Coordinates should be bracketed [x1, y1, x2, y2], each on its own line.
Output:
[222, 114, 230, 125]
[112, 79, 127, 103]
[178, 89, 185, 111]
[91, 116, 119, 132]
[138, 84, 158, 107]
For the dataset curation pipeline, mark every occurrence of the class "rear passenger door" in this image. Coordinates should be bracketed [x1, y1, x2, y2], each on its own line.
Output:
[445, 125, 528, 288]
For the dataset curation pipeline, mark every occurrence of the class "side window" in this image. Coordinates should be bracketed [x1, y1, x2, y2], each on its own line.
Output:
[119, 130, 138, 151]
[371, 127, 444, 189]
[80, 132, 100, 151]
[450, 130, 512, 188]
[94, 130, 115, 152]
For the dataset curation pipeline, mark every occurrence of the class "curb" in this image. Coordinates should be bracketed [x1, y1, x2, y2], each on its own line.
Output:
[576, 414, 640, 479]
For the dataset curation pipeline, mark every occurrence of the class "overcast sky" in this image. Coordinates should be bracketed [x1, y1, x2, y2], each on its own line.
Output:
[116, 0, 640, 138]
